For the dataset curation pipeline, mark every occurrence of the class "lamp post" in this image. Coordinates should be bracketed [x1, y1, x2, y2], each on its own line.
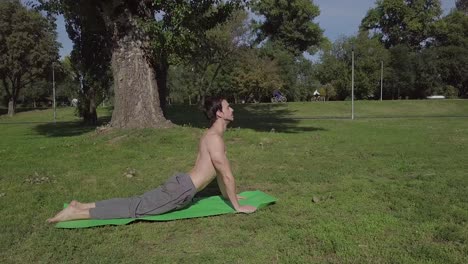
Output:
[52, 62, 56, 123]
[380, 60, 383, 101]
[351, 45, 355, 120]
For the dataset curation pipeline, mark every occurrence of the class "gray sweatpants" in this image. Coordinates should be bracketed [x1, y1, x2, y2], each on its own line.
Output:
[89, 173, 196, 219]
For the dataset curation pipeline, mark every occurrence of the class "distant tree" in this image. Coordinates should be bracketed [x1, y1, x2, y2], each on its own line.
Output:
[142, 1, 245, 118]
[251, 0, 324, 101]
[316, 38, 349, 100]
[54, 0, 112, 125]
[294, 58, 319, 101]
[432, 10, 468, 48]
[21, 78, 50, 107]
[386, 45, 418, 99]
[317, 33, 389, 100]
[430, 9, 468, 97]
[258, 42, 298, 100]
[431, 46, 468, 97]
[352, 31, 390, 99]
[187, 10, 249, 105]
[167, 65, 198, 105]
[232, 48, 283, 102]
[55, 56, 79, 104]
[0, 0, 60, 116]
[456, 0, 468, 14]
[361, 0, 442, 49]
[252, 0, 323, 56]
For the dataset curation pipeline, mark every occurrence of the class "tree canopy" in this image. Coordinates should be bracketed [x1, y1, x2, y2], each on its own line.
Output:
[360, 0, 442, 49]
[252, 0, 323, 56]
[0, 0, 60, 116]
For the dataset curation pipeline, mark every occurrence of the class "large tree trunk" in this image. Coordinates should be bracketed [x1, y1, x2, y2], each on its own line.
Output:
[110, 38, 171, 128]
[100, 1, 170, 129]
[155, 59, 168, 117]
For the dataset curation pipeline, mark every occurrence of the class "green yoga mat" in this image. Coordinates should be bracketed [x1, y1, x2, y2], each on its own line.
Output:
[55, 190, 276, 229]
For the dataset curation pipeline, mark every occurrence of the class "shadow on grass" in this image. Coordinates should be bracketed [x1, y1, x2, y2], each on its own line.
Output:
[31, 103, 325, 137]
[194, 180, 223, 198]
[34, 116, 111, 137]
[166, 103, 326, 134]
[0, 107, 52, 116]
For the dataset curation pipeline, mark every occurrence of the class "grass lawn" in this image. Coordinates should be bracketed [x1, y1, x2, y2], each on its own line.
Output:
[0, 100, 467, 263]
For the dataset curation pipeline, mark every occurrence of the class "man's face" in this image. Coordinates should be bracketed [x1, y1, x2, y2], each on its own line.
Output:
[218, 99, 234, 122]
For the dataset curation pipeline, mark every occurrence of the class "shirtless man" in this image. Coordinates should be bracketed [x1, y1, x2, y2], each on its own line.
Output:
[47, 97, 256, 223]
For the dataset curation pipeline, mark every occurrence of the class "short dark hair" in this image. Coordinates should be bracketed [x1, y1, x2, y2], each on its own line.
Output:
[204, 96, 225, 124]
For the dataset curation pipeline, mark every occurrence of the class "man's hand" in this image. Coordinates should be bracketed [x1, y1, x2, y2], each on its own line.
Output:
[236, 195, 245, 200]
[223, 194, 246, 201]
[236, 205, 257, 214]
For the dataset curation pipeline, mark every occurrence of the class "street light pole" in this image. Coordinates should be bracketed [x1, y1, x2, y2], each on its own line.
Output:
[52, 62, 56, 123]
[380, 60, 383, 101]
[351, 45, 355, 120]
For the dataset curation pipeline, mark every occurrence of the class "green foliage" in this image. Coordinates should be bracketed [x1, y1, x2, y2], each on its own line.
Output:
[18, 57, 80, 107]
[430, 46, 468, 97]
[359, 5, 468, 99]
[187, 10, 250, 103]
[442, 85, 461, 98]
[426, 10, 468, 97]
[168, 65, 199, 104]
[56, 0, 112, 123]
[0, 0, 60, 114]
[317, 33, 389, 100]
[319, 84, 337, 100]
[259, 43, 298, 98]
[55, 56, 79, 103]
[231, 48, 283, 101]
[21, 79, 50, 107]
[167, 10, 289, 104]
[143, 0, 245, 111]
[316, 40, 349, 100]
[385, 45, 417, 99]
[252, 0, 323, 56]
[167, 10, 250, 104]
[456, 0, 468, 13]
[144, 0, 244, 64]
[351, 32, 389, 99]
[293, 58, 320, 101]
[361, 0, 442, 49]
[249, 0, 324, 101]
[432, 10, 468, 48]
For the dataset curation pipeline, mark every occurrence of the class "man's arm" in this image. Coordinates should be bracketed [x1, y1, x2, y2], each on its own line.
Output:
[217, 176, 245, 201]
[216, 175, 228, 199]
[208, 135, 256, 213]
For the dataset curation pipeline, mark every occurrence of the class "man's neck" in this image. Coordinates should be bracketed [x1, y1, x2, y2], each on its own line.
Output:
[210, 119, 228, 135]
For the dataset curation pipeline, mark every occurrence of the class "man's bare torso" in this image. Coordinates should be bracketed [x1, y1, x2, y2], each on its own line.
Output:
[188, 130, 220, 191]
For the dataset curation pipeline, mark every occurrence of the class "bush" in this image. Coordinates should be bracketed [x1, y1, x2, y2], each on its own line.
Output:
[443, 85, 459, 99]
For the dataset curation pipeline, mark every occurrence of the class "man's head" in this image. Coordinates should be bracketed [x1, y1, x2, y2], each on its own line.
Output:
[204, 97, 234, 125]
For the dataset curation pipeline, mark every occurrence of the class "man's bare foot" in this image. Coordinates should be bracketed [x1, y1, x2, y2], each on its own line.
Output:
[70, 200, 95, 210]
[47, 205, 90, 223]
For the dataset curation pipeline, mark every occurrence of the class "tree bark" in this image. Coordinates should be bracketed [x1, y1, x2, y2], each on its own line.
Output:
[110, 37, 170, 128]
[100, 1, 170, 129]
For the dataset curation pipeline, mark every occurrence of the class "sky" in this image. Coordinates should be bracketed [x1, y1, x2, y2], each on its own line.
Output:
[55, 0, 457, 58]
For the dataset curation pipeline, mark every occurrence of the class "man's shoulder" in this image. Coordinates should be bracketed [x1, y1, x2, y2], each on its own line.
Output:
[203, 131, 224, 145]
